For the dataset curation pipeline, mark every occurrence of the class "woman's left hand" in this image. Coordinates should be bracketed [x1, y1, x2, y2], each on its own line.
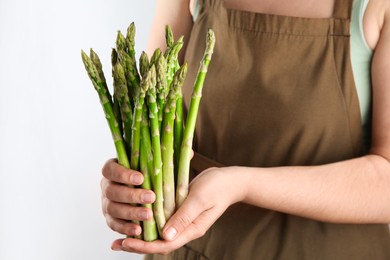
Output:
[112, 166, 248, 255]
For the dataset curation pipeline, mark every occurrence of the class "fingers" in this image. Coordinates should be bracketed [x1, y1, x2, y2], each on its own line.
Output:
[116, 193, 227, 254]
[102, 197, 153, 221]
[115, 197, 208, 254]
[105, 215, 142, 237]
[119, 206, 218, 255]
[101, 179, 155, 204]
[161, 196, 209, 241]
[102, 158, 143, 186]
[111, 239, 126, 252]
[112, 238, 173, 254]
[101, 159, 156, 236]
[119, 237, 178, 255]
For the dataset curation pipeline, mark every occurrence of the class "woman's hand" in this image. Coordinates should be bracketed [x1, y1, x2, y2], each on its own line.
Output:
[101, 159, 156, 237]
[114, 166, 249, 254]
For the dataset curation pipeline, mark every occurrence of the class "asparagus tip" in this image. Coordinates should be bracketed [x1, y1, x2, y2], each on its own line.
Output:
[116, 31, 126, 52]
[89, 48, 96, 57]
[113, 62, 127, 98]
[127, 22, 136, 37]
[179, 62, 188, 80]
[206, 29, 216, 57]
[139, 51, 150, 78]
[81, 49, 87, 58]
[150, 48, 162, 66]
[165, 25, 174, 47]
[111, 48, 118, 66]
[177, 35, 184, 43]
[81, 50, 92, 69]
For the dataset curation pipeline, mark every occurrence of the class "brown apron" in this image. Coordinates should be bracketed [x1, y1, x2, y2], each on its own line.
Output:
[146, 0, 390, 259]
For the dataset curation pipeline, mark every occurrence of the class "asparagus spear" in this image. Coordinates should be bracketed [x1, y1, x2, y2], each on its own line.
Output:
[165, 25, 174, 49]
[176, 29, 216, 207]
[92, 48, 125, 140]
[146, 65, 166, 234]
[119, 51, 140, 102]
[125, 22, 137, 62]
[139, 51, 150, 78]
[81, 50, 129, 169]
[163, 30, 185, 176]
[82, 49, 142, 239]
[164, 37, 184, 88]
[174, 90, 184, 180]
[161, 63, 188, 219]
[116, 31, 127, 53]
[155, 55, 168, 132]
[131, 56, 149, 171]
[90, 49, 112, 106]
[140, 102, 159, 241]
[150, 48, 162, 68]
[110, 49, 124, 137]
[112, 60, 133, 154]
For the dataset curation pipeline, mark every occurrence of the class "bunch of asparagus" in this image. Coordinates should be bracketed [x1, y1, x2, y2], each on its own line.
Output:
[81, 22, 215, 241]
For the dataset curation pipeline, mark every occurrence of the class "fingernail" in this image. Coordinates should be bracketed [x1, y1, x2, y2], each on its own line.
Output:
[141, 192, 154, 203]
[121, 240, 132, 249]
[140, 210, 151, 220]
[131, 174, 142, 184]
[111, 240, 124, 251]
[128, 226, 142, 236]
[164, 226, 177, 240]
[112, 246, 121, 251]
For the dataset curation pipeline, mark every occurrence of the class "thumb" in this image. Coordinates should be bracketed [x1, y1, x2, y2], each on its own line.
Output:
[162, 198, 201, 241]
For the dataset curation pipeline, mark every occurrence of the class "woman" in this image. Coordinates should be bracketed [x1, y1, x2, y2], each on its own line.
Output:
[101, 0, 390, 258]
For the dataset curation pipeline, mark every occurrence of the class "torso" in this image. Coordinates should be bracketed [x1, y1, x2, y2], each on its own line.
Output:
[190, 0, 385, 49]
[147, 1, 390, 258]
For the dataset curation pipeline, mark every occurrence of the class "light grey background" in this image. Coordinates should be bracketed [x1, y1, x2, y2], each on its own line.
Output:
[0, 1, 156, 259]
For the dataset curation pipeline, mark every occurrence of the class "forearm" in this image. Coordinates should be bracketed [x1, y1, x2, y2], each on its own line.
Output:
[237, 154, 390, 223]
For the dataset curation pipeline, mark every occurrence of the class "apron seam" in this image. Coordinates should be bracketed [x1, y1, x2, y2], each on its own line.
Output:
[222, 25, 350, 38]
[209, 7, 351, 37]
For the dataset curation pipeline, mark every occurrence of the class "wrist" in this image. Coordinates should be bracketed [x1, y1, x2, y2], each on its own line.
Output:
[223, 166, 255, 204]
[231, 166, 266, 206]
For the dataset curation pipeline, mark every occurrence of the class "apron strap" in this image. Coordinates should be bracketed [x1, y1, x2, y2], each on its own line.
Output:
[333, 0, 354, 19]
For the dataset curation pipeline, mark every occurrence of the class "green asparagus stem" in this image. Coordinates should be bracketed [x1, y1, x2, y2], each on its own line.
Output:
[90, 49, 112, 106]
[161, 63, 188, 219]
[131, 61, 149, 171]
[174, 92, 184, 180]
[140, 104, 159, 241]
[176, 29, 216, 207]
[81, 50, 129, 168]
[155, 55, 168, 132]
[112, 60, 133, 153]
[111, 49, 124, 136]
[146, 66, 166, 234]
[92, 48, 125, 140]
[82, 49, 143, 239]
[125, 22, 136, 62]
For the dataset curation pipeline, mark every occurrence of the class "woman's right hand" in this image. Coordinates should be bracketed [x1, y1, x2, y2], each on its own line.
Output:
[101, 159, 156, 237]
